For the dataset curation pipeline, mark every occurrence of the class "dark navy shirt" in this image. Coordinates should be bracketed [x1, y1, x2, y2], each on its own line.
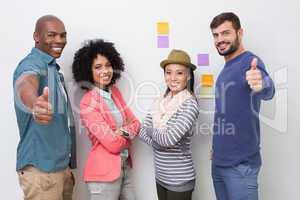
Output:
[212, 51, 275, 167]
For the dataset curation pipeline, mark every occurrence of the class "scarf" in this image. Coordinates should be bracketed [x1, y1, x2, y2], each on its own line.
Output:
[151, 89, 192, 129]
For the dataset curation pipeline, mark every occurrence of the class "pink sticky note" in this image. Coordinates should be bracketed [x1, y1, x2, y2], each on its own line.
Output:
[157, 36, 169, 48]
[197, 53, 209, 66]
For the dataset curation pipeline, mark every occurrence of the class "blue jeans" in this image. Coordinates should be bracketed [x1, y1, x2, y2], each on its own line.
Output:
[212, 163, 260, 200]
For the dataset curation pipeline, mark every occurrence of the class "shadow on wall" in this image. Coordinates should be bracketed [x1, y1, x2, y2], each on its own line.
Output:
[68, 81, 90, 200]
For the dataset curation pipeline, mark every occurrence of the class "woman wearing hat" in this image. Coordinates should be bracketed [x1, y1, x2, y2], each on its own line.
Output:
[72, 39, 140, 200]
[139, 49, 199, 200]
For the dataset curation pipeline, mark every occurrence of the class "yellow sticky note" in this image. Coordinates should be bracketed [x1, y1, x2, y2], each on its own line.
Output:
[201, 74, 214, 87]
[157, 22, 169, 35]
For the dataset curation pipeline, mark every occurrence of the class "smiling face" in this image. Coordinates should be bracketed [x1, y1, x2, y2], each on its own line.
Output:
[34, 19, 67, 58]
[164, 64, 190, 96]
[212, 21, 243, 59]
[92, 54, 113, 89]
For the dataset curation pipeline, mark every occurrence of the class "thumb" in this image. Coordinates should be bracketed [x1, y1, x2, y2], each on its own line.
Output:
[251, 57, 258, 70]
[41, 87, 49, 101]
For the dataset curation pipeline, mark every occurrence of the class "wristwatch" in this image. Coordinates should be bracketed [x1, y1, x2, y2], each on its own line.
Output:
[120, 129, 130, 138]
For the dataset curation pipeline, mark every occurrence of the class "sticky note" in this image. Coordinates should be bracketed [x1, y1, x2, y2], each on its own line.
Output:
[201, 74, 214, 87]
[199, 86, 215, 99]
[157, 22, 169, 35]
[157, 36, 169, 48]
[197, 53, 209, 66]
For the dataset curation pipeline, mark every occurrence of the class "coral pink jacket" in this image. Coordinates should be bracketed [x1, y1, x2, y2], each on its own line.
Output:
[80, 86, 140, 182]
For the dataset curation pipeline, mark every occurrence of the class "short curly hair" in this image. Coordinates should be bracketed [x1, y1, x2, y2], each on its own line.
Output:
[72, 39, 124, 89]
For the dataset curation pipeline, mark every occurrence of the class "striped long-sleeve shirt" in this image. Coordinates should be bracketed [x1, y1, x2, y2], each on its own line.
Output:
[139, 97, 199, 187]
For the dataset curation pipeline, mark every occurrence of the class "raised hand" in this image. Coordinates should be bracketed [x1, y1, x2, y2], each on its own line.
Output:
[32, 87, 53, 124]
[246, 58, 263, 92]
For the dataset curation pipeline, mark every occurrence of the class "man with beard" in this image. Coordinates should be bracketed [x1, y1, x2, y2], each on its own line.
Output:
[13, 15, 76, 200]
[209, 12, 275, 200]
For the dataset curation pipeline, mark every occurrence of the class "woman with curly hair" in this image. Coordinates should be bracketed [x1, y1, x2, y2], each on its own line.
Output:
[72, 39, 140, 200]
[139, 49, 199, 200]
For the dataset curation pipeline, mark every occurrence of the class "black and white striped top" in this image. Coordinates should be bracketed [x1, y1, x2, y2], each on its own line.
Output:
[139, 97, 199, 187]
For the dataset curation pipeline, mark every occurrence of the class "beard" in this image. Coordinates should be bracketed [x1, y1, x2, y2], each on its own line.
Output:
[216, 36, 240, 56]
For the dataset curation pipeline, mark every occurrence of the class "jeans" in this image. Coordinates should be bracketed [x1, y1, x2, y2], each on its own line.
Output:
[87, 162, 135, 200]
[212, 163, 260, 200]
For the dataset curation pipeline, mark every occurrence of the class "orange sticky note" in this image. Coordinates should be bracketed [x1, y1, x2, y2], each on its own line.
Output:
[201, 74, 214, 87]
[157, 22, 169, 35]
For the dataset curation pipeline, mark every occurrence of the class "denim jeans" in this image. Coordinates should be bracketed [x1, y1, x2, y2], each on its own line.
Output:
[212, 163, 260, 200]
[87, 162, 135, 200]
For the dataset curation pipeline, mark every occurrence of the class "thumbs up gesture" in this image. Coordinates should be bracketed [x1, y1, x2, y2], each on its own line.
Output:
[32, 87, 53, 124]
[246, 58, 263, 92]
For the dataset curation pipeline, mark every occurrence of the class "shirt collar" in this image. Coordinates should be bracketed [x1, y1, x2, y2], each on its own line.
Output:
[94, 87, 112, 100]
[31, 47, 56, 65]
[225, 51, 249, 67]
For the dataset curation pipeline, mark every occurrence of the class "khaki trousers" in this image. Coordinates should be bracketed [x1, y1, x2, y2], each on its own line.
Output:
[17, 166, 75, 200]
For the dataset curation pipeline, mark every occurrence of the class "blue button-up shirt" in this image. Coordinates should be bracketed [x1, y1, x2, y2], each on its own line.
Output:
[13, 48, 76, 172]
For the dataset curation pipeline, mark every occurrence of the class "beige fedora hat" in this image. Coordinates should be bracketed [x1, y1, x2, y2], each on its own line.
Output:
[160, 49, 197, 71]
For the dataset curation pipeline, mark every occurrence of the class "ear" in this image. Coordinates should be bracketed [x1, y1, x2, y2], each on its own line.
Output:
[187, 69, 191, 81]
[33, 32, 39, 43]
[187, 74, 191, 81]
[237, 28, 244, 38]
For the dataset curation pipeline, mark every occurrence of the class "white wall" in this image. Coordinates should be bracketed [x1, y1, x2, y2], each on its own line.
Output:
[1, 0, 299, 199]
